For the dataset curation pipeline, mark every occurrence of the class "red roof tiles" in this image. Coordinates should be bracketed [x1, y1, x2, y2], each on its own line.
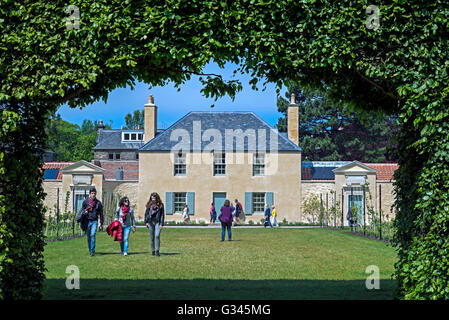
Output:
[364, 163, 398, 181]
[42, 162, 73, 180]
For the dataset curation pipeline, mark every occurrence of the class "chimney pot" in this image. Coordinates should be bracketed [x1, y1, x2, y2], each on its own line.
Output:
[290, 93, 296, 105]
[148, 95, 154, 105]
[97, 120, 105, 129]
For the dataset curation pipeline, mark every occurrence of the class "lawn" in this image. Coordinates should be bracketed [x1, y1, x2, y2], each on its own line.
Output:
[43, 227, 397, 300]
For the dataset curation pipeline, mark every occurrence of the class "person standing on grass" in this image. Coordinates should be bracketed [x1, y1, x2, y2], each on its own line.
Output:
[271, 205, 279, 227]
[210, 202, 217, 224]
[145, 192, 165, 256]
[79, 187, 103, 256]
[183, 204, 190, 222]
[218, 199, 233, 241]
[115, 196, 136, 256]
[264, 204, 273, 228]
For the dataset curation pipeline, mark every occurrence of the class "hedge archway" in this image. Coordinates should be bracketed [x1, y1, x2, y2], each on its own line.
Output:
[1, 1, 448, 299]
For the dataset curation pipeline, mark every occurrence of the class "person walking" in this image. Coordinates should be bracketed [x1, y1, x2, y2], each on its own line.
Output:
[78, 187, 104, 256]
[218, 199, 233, 241]
[271, 205, 279, 227]
[210, 202, 217, 224]
[145, 192, 165, 256]
[234, 199, 243, 225]
[115, 196, 136, 256]
[183, 204, 190, 222]
[264, 204, 273, 228]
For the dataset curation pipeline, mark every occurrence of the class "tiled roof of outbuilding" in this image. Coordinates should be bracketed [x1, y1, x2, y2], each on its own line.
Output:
[41, 162, 73, 180]
[301, 161, 398, 181]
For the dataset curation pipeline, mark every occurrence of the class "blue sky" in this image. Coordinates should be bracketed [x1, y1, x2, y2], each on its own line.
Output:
[57, 62, 289, 129]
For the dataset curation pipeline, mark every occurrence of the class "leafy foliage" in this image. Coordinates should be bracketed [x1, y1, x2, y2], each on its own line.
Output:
[277, 87, 399, 162]
[46, 115, 111, 162]
[0, 0, 448, 299]
[123, 109, 144, 130]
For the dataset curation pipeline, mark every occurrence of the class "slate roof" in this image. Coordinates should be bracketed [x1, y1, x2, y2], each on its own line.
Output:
[302, 161, 350, 180]
[94, 129, 144, 150]
[94, 129, 165, 150]
[139, 112, 301, 152]
[301, 161, 398, 181]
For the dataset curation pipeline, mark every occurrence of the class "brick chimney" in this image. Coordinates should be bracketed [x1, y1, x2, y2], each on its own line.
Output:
[144, 95, 157, 143]
[287, 93, 299, 146]
[97, 120, 106, 144]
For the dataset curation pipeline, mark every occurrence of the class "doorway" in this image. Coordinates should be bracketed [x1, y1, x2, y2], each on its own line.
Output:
[213, 192, 227, 213]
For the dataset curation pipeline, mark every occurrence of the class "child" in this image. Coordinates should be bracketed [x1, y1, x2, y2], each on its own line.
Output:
[210, 202, 217, 224]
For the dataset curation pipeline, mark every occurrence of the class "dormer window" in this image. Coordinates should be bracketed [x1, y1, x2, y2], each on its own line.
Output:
[122, 132, 144, 142]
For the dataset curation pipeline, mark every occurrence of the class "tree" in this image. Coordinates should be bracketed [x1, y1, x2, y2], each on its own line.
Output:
[46, 116, 112, 162]
[124, 109, 144, 130]
[277, 86, 398, 162]
[1, 0, 448, 299]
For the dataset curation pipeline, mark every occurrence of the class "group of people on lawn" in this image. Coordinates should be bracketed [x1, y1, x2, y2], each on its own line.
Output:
[76, 187, 279, 257]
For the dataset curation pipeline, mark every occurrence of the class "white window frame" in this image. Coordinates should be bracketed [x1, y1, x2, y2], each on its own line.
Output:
[213, 152, 226, 176]
[122, 131, 144, 142]
[173, 192, 187, 214]
[252, 192, 266, 213]
[174, 152, 186, 176]
[253, 152, 265, 176]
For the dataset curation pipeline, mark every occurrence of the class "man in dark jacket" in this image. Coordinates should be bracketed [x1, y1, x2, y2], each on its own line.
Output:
[79, 187, 104, 256]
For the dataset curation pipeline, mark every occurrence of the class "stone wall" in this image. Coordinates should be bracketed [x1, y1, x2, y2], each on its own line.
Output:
[94, 150, 138, 161]
[301, 181, 335, 223]
[42, 180, 64, 217]
[376, 181, 396, 220]
[102, 180, 140, 220]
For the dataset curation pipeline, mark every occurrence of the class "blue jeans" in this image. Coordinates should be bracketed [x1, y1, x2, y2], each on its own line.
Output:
[121, 225, 131, 254]
[148, 220, 162, 252]
[86, 220, 98, 253]
[265, 216, 273, 228]
[221, 223, 232, 241]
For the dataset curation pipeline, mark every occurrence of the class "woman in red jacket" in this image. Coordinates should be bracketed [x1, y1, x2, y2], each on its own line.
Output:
[115, 196, 136, 256]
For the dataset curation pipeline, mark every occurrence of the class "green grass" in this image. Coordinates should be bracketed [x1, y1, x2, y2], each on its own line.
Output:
[43, 227, 397, 300]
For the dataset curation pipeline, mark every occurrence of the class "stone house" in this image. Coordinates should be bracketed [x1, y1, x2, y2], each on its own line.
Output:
[42, 95, 397, 224]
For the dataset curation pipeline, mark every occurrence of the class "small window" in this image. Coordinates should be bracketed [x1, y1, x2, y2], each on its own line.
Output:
[252, 192, 266, 213]
[124, 133, 130, 141]
[253, 153, 265, 176]
[213, 152, 226, 176]
[173, 192, 187, 214]
[115, 153, 121, 160]
[138, 133, 143, 141]
[131, 133, 137, 140]
[108, 153, 114, 160]
[136, 153, 139, 160]
[174, 152, 186, 176]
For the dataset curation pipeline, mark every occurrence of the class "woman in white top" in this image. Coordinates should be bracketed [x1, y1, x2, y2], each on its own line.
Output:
[115, 196, 136, 256]
[183, 204, 190, 222]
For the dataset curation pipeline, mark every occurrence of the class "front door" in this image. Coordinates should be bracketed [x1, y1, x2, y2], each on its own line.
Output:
[213, 192, 227, 215]
[348, 194, 364, 226]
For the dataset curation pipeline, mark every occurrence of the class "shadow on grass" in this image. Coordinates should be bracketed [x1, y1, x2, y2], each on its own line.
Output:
[93, 252, 180, 256]
[44, 278, 396, 300]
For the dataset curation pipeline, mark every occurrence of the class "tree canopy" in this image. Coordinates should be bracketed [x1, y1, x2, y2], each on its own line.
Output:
[1, 0, 449, 299]
[276, 86, 398, 162]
